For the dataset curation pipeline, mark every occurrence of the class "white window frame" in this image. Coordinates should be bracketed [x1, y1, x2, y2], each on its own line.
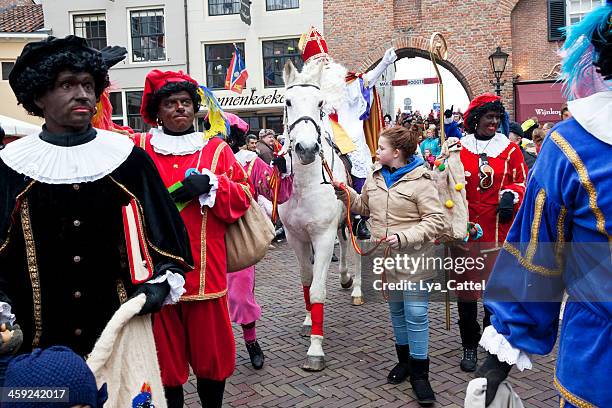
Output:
[261, 37, 302, 89]
[202, 40, 246, 90]
[1, 60, 15, 81]
[265, 0, 300, 12]
[109, 89, 152, 132]
[207, 0, 241, 16]
[566, 0, 604, 25]
[127, 6, 168, 64]
[70, 11, 107, 50]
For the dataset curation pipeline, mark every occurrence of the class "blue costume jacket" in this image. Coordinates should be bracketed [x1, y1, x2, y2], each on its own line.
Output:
[484, 114, 611, 407]
[444, 121, 463, 140]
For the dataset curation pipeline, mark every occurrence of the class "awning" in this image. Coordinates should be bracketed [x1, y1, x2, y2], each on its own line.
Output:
[514, 81, 566, 124]
[0, 114, 40, 137]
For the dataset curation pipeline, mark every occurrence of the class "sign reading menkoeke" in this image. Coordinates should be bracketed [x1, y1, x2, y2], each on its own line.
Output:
[216, 89, 285, 108]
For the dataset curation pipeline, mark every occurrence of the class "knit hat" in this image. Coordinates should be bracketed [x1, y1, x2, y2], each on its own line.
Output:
[4, 346, 108, 408]
[259, 128, 275, 138]
[509, 122, 524, 138]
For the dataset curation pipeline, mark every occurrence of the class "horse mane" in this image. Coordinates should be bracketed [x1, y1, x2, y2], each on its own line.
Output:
[301, 60, 349, 113]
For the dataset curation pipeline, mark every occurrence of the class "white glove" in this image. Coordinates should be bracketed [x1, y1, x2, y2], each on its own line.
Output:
[365, 47, 397, 87]
[382, 47, 397, 65]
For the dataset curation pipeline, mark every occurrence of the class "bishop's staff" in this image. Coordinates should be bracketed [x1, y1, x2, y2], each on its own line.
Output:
[429, 32, 451, 330]
[429, 32, 448, 145]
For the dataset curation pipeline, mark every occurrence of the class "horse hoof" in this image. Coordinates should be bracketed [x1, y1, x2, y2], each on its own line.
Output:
[340, 276, 353, 289]
[351, 296, 364, 306]
[300, 325, 312, 337]
[302, 355, 325, 372]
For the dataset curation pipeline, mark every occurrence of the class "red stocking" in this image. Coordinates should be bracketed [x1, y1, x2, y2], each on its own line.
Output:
[302, 286, 312, 312]
[310, 303, 324, 336]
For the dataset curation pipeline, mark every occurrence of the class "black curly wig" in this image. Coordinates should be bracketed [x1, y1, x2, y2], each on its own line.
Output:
[144, 81, 202, 125]
[11, 49, 109, 117]
[464, 100, 505, 134]
[592, 11, 612, 80]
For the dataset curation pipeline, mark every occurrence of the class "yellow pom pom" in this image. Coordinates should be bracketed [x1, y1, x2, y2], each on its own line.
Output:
[445, 200, 454, 208]
[455, 183, 464, 191]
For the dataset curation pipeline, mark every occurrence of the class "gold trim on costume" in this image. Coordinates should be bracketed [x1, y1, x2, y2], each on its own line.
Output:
[554, 375, 595, 408]
[116, 279, 128, 304]
[0, 180, 36, 255]
[108, 176, 192, 268]
[555, 206, 567, 270]
[20, 199, 42, 347]
[502, 242, 562, 277]
[210, 142, 226, 173]
[199, 209, 207, 297]
[551, 131, 611, 246]
[560, 398, 565, 408]
[526, 189, 547, 262]
[132, 200, 154, 276]
[181, 288, 227, 301]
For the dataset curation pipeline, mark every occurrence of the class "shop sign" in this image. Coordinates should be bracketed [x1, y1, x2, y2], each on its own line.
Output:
[216, 89, 285, 108]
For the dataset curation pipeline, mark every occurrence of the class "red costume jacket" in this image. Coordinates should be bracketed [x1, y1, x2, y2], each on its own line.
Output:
[453, 133, 527, 300]
[135, 132, 250, 300]
[460, 133, 527, 245]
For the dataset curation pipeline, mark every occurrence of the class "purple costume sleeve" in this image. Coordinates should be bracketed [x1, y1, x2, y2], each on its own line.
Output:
[248, 157, 293, 204]
[358, 77, 373, 121]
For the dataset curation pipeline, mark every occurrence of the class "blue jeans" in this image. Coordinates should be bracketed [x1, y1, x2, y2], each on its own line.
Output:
[388, 286, 430, 359]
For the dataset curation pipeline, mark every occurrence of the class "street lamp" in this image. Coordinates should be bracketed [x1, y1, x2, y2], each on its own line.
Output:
[488, 46, 509, 96]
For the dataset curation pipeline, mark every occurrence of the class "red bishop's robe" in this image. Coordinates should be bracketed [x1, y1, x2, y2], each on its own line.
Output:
[454, 133, 527, 300]
[134, 133, 250, 300]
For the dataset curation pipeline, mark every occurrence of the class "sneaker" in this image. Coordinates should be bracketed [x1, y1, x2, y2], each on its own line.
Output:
[460, 348, 478, 372]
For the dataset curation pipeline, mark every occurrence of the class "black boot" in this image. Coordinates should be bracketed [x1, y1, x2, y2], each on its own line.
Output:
[409, 357, 436, 406]
[164, 386, 184, 408]
[387, 343, 410, 384]
[460, 347, 478, 372]
[246, 339, 265, 369]
[355, 218, 371, 240]
[196, 377, 226, 408]
[458, 301, 481, 372]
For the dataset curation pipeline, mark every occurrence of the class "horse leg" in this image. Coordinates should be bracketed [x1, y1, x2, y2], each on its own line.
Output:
[286, 232, 314, 337]
[302, 229, 335, 372]
[337, 229, 353, 289]
[351, 250, 364, 306]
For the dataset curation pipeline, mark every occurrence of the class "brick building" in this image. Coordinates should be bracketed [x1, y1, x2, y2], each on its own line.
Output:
[322, 0, 605, 123]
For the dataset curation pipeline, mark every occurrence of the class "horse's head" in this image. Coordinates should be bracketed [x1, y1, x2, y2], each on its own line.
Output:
[283, 59, 325, 165]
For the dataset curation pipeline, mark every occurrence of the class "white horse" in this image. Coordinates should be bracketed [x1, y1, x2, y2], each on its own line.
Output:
[279, 60, 360, 371]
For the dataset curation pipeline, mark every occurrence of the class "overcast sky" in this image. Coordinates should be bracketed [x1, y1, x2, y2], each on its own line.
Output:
[390, 57, 470, 116]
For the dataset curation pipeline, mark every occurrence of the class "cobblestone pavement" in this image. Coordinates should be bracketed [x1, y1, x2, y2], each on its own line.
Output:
[185, 242, 560, 407]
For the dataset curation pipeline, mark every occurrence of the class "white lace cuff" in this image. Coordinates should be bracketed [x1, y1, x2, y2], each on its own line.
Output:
[500, 189, 520, 204]
[146, 271, 186, 305]
[198, 168, 219, 209]
[0, 302, 15, 326]
[480, 325, 532, 371]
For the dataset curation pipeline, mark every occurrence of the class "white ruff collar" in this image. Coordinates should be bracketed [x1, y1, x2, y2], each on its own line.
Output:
[149, 127, 206, 155]
[461, 133, 510, 158]
[568, 90, 612, 145]
[234, 149, 257, 167]
[0, 128, 133, 184]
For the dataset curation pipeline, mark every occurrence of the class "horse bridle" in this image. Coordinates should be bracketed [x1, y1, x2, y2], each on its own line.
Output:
[284, 83, 323, 146]
[283, 83, 335, 183]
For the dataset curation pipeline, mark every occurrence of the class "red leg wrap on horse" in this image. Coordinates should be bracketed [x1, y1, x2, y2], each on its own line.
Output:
[310, 303, 324, 336]
[302, 286, 312, 312]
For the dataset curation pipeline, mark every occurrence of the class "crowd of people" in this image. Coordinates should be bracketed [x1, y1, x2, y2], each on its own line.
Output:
[0, 1, 609, 407]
